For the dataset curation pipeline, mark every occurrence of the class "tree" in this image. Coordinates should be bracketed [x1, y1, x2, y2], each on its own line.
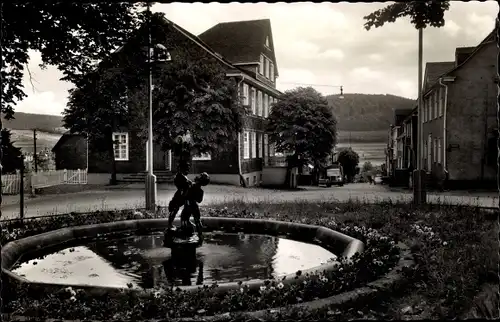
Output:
[337, 148, 359, 183]
[148, 14, 247, 171]
[63, 12, 247, 180]
[362, 161, 374, 174]
[267, 87, 337, 186]
[1, 2, 144, 120]
[363, 1, 450, 31]
[1, 129, 23, 174]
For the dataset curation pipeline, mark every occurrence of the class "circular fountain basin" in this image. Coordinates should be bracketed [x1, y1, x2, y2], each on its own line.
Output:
[11, 232, 338, 288]
[2, 217, 364, 294]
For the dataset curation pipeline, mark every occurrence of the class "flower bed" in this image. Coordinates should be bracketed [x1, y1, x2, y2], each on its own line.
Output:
[1, 206, 401, 321]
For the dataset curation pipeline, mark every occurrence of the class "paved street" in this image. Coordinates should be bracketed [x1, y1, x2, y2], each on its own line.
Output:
[1, 183, 498, 220]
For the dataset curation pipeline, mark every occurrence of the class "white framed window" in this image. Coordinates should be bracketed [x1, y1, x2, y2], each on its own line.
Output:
[242, 83, 249, 105]
[251, 88, 256, 114]
[264, 133, 269, 156]
[270, 62, 274, 81]
[264, 58, 269, 78]
[263, 93, 268, 118]
[113, 132, 129, 161]
[265, 36, 270, 47]
[257, 133, 262, 158]
[259, 55, 264, 74]
[257, 91, 263, 116]
[251, 131, 257, 158]
[192, 153, 211, 161]
[243, 131, 250, 159]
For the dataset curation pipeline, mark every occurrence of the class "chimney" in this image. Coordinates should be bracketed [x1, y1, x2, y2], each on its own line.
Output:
[455, 47, 475, 67]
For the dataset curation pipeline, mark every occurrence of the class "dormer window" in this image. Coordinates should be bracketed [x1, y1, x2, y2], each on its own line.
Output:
[265, 36, 270, 47]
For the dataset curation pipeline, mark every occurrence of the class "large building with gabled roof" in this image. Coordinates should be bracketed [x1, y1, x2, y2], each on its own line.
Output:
[53, 17, 283, 187]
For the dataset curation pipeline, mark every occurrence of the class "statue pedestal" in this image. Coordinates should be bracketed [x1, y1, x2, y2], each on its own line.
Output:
[164, 226, 202, 251]
[163, 226, 203, 286]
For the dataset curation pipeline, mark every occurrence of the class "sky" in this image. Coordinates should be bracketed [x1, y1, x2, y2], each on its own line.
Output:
[15, 1, 498, 116]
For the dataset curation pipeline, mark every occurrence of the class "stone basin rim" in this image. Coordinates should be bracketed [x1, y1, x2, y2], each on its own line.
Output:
[1, 217, 365, 296]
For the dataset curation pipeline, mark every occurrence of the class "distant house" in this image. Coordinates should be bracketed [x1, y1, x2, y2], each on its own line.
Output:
[52, 132, 87, 170]
[420, 28, 497, 188]
[67, 17, 282, 187]
[385, 108, 413, 186]
[389, 27, 498, 189]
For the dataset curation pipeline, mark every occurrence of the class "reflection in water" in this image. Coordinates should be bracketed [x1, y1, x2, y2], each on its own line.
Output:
[13, 233, 337, 289]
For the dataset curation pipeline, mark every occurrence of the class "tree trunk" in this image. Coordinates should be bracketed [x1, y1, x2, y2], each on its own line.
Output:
[108, 133, 117, 185]
[284, 154, 298, 188]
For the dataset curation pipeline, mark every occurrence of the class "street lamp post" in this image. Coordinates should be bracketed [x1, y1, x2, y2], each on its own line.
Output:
[144, 4, 171, 211]
[413, 28, 426, 205]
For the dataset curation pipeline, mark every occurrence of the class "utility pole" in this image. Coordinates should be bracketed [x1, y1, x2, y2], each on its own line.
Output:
[413, 28, 426, 204]
[33, 129, 37, 172]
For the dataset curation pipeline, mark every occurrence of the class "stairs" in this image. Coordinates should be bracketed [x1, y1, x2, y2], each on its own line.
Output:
[118, 171, 175, 184]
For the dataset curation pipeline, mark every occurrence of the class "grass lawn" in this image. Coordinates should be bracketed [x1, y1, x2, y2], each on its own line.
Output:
[1, 199, 498, 321]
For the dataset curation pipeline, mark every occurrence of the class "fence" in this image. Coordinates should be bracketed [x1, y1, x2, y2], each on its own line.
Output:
[1, 169, 88, 195]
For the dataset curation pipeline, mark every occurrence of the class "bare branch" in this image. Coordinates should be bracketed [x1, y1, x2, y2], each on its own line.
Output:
[24, 63, 39, 94]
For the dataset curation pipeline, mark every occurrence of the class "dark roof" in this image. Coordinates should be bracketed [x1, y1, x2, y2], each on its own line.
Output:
[52, 132, 84, 152]
[423, 27, 496, 95]
[423, 62, 455, 92]
[198, 19, 272, 65]
[393, 108, 414, 126]
[455, 46, 476, 56]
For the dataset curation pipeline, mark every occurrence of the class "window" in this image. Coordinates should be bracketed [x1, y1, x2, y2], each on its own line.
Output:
[422, 100, 427, 123]
[487, 136, 498, 165]
[264, 58, 269, 78]
[264, 133, 269, 159]
[270, 62, 274, 81]
[437, 88, 442, 116]
[433, 138, 437, 163]
[270, 142, 276, 157]
[258, 133, 262, 158]
[428, 97, 432, 121]
[440, 88, 445, 116]
[243, 131, 250, 159]
[119, 91, 129, 113]
[257, 91, 262, 116]
[242, 83, 249, 105]
[251, 131, 257, 158]
[251, 88, 256, 114]
[427, 134, 432, 171]
[433, 92, 438, 119]
[259, 55, 264, 74]
[113, 132, 129, 161]
[263, 93, 268, 118]
[265, 36, 270, 47]
[192, 153, 211, 161]
[437, 138, 442, 164]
